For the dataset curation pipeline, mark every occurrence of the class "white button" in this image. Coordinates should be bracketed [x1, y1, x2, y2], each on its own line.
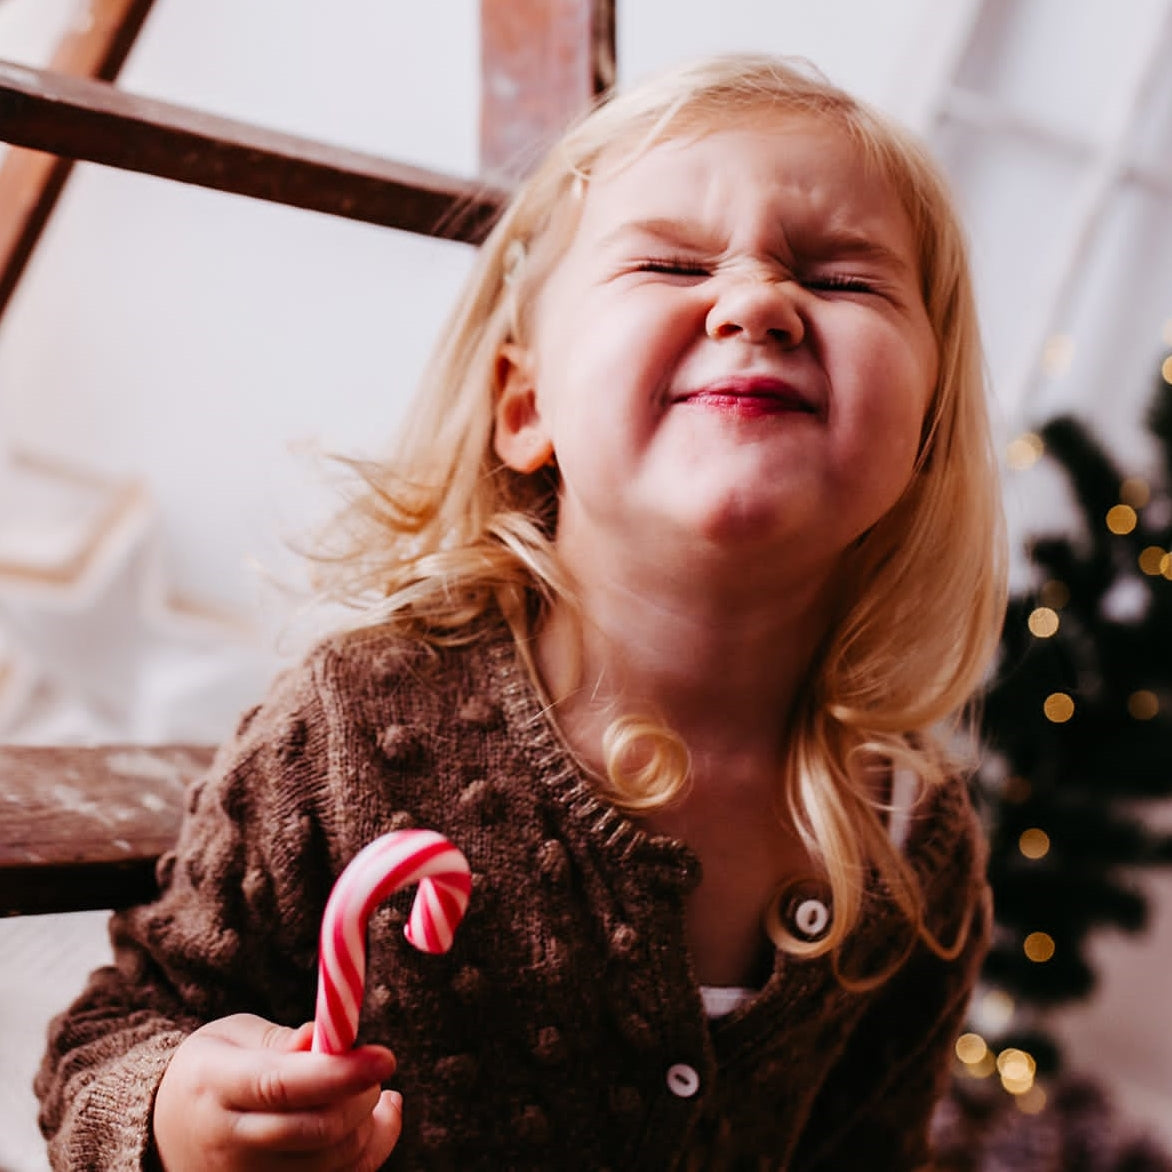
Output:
[666, 1062, 700, 1098]
[793, 897, 830, 939]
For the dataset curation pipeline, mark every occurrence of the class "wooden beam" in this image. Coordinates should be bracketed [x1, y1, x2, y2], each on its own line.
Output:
[479, 0, 615, 181]
[0, 61, 507, 245]
[0, 744, 211, 915]
[0, 0, 156, 320]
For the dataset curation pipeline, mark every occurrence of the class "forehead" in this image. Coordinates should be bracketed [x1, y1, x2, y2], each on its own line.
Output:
[576, 114, 914, 251]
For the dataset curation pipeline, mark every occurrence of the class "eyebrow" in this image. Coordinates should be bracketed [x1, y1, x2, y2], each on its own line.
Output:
[596, 218, 719, 251]
[812, 229, 914, 275]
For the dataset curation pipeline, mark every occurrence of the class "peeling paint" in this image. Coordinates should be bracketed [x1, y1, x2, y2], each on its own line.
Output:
[49, 784, 83, 808]
[105, 750, 188, 785]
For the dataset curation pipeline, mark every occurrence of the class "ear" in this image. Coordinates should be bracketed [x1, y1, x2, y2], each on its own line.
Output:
[493, 342, 555, 473]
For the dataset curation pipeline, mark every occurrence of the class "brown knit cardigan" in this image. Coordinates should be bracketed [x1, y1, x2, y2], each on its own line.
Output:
[36, 620, 991, 1170]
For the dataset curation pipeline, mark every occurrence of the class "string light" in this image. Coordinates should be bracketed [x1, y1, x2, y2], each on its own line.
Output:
[997, 1048, 1037, 1095]
[1128, 690, 1159, 720]
[1019, 828, 1051, 859]
[1039, 580, 1069, 609]
[1024, 932, 1055, 962]
[1120, 477, 1151, 508]
[1007, 432, 1045, 470]
[969, 328, 1172, 1124]
[1041, 334, 1075, 377]
[979, 990, 1016, 1031]
[1027, 607, 1059, 637]
[1043, 692, 1074, 723]
[955, 1033, 988, 1064]
[1106, 504, 1137, 534]
[1139, 546, 1167, 575]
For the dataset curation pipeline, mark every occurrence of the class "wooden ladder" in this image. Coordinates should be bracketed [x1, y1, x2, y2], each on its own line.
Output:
[0, 0, 615, 917]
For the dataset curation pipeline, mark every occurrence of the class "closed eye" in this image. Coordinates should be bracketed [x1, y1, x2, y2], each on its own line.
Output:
[635, 257, 711, 279]
[805, 273, 876, 294]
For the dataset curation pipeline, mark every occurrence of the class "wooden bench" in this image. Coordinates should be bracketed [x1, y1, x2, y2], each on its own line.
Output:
[0, 0, 614, 917]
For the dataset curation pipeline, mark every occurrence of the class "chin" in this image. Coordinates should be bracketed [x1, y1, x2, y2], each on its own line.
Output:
[684, 496, 801, 548]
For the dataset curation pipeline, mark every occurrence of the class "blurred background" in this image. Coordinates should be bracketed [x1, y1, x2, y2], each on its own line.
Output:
[1, 1, 1171, 1168]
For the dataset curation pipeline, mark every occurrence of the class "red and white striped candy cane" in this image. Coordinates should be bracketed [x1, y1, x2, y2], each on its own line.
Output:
[312, 829, 472, 1054]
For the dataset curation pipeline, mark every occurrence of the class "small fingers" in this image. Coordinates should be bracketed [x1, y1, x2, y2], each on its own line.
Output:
[223, 1088, 401, 1169]
[355, 1090, 403, 1172]
[227, 1083, 384, 1152]
[226, 1046, 395, 1113]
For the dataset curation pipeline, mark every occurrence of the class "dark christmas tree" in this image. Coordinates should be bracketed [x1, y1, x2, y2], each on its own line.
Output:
[941, 347, 1172, 1162]
[975, 349, 1172, 1060]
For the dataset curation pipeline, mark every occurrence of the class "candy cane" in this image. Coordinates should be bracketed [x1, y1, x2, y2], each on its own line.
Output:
[312, 829, 472, 1054]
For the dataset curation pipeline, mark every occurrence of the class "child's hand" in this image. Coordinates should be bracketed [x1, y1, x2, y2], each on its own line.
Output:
[152, 1013, 401, 1171]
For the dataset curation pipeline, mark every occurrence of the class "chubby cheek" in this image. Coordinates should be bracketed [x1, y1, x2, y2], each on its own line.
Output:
[543, 315, 680, 446]
[832, 353, 934, 504]
[865, 391, 926, 466]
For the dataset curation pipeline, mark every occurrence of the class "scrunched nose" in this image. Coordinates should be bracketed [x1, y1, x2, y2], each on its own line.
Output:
[706, 277, 805, 347]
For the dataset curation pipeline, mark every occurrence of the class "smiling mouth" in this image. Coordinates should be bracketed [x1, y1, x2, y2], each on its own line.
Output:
[674, 376, 821, 418]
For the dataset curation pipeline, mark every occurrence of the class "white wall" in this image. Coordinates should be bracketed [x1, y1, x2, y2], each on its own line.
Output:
[0, 1, 482, 623]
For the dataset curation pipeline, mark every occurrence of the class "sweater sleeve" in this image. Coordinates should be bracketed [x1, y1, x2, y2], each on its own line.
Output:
[33, 660, 338, 1172]
[795, 882, 993, 1172]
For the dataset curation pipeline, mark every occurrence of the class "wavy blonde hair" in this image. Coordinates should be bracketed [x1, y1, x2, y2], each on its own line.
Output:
[312, 54, 1007, 975]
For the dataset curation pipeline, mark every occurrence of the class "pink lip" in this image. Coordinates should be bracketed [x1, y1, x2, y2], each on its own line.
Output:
[674, 376, 821, 419]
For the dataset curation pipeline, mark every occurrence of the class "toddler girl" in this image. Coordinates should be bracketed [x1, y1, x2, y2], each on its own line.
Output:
[37, 52, 1006, 1171]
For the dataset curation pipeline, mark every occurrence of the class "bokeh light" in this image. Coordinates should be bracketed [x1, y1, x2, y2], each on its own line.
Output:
[1007, 433, 1045, 470]
[1019, 828, 1050, 859]
[1139, 546, 1166, 575]
[1027, 607, 1059, 637]
[1128, 690, 1159, 720]
[955, 1033, 987, 1065]
[1043, 693, 1074, 723]
[1106, 504, 1137, 535]
[997, 1048, 1037, 1095]
[978, 990, 1015, 1031]
[1024, 932, 1056, 963]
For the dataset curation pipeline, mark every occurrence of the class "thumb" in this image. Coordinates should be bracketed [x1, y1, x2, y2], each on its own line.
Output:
[280, 1021, 317, 1053]
[207, 1014, 315, 1053]
[212, 1015, 397, 1081]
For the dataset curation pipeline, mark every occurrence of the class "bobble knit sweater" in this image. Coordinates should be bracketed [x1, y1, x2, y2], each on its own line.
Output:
[35, 620, 991, 1171]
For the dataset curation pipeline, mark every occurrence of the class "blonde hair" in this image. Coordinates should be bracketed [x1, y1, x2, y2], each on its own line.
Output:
[312, 54, 1007, 978]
